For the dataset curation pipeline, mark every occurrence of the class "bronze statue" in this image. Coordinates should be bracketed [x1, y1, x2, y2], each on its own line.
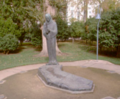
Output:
[43, 14, 58, 65]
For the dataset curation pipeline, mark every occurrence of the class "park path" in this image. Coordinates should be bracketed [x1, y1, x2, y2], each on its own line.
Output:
[0, 60, 120, 81]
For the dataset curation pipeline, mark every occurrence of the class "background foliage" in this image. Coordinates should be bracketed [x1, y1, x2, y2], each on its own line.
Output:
[68, 21, 85, 38]
[31, 24, 42, 47]
[0, 34, 18, 54]
[56, 16, 69, 41]
[82, 8, 120, 55]
[0, 17, 21, 38]
[0, 0, 42, 53]
[0, 17, 20, 54]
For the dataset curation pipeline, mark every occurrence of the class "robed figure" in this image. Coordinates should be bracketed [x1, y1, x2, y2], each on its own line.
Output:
[43, 14, 58, 65]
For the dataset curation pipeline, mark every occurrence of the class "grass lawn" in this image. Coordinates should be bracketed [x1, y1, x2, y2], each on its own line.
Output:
[0, 41, 120, 70]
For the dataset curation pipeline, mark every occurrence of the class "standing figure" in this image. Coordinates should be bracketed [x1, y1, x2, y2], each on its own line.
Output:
[43, 14, 58, 65]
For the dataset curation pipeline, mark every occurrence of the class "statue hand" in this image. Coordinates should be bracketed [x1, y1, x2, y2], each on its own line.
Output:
[46, 33, 50, 39]
[47, 28, 50, 32]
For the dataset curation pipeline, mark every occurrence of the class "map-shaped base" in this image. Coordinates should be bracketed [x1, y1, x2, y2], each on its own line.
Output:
[38, 65, 94, 94]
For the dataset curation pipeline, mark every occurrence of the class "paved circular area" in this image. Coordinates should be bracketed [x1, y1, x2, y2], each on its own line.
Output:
[0, 60, 120, 81]
[0, 66, 120, 99]
[0, 60, 120, 99]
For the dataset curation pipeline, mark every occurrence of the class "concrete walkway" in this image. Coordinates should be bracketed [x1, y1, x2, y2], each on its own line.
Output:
[0, 60, 120, 81]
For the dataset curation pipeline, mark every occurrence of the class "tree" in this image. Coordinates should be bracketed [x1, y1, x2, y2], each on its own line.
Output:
[56, 15, 69, 41]
[0, 17, 20, 54]
[0, 17, 21, 38]
[83, 0, 89, 22]
[0, 0, 64, 55]
[25, 0, 67, 56]
[68, 21, 85, 42]
[67, 0, 98, 22]
[85, 18, 98, 42]
[84, 8, 120, 55]
[97, 0, 120, 12]
[0, 0, 41, 45]
[0, 34, 18, 54]
[99, 8, 120, 51]
[31, 24, 42, 48]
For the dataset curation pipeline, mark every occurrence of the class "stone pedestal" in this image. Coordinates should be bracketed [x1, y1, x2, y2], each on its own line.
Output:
[38, 65, 94, 93]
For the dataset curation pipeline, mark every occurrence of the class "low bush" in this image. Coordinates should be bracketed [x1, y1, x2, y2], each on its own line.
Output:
[0, 34, 19, 54]
[0, 17, 21, 38]
[56, 16, 69, 41]
[31, 24, 42, 47]
[68, 21, 85, 39]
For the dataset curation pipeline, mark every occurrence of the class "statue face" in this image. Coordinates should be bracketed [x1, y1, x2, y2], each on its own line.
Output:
[45, 14, 52, 22]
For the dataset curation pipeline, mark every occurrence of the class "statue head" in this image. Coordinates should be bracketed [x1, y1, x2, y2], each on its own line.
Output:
[45, 14, 52, 22]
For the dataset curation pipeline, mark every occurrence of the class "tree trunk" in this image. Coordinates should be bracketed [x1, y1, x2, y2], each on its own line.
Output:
[20, 40, 23, 46]
[6, 51, 9, 54]
[39, 29, 48, 56]
[3, 51, 6, 54]
[72, 37, 74, 43]
[117, 46, 120, 57]
[39, 0, 63, 56]
[84, 0, 88, 23]
[86, 39, 87, 44]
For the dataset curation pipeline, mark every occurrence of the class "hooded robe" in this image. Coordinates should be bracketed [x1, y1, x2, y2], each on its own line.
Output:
[43, 19, 58, 65]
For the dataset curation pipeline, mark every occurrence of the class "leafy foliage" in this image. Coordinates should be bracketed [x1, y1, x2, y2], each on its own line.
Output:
[0, 17, 19, 54]
[99, 9, 120, 49]
[83, 18, 98, 41]
[0, 17, 21, 38]
[99, 0, 120, 12]
[84, 8, 120, 51]
[49, 0, 67, 13]
[68, 21, 85, 38]
[0, 0, 41, 45]
[31, 24, 42, 47]
[56, 16, 69, 40]
[0, 34, 18, 54]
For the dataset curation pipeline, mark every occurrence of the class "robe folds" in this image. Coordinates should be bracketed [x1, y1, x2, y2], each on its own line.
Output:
[43, 19, 58, 65]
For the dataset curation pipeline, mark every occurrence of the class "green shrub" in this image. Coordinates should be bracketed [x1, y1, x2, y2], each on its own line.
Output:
[31, 36, 42, 47]
[0, 17, 21, 38]
[68, 21, 85, 38]
[84, 18, 98, 41]
[0, 17, 20, 54]
[56, 16, 69, 41]
[31, 24, 42, 47]
[85, 8, 120, 50]
[99, 9, 120, 49]
[0, 34, 19, 54]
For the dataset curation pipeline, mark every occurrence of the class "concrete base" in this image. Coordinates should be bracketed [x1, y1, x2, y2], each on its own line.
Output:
[38, 65, 94, 93]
